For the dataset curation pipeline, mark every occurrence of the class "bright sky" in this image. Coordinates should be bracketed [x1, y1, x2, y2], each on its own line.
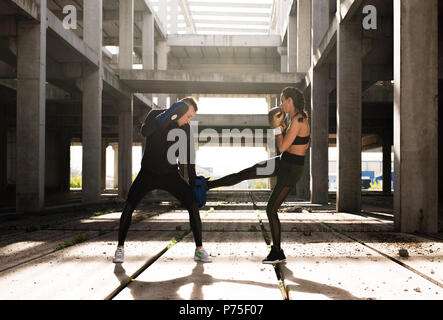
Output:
[196, 97, 268, 114]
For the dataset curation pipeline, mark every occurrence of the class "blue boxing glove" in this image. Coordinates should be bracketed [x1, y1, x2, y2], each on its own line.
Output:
[156, 101, 189, 126]
[140, 101, 189, 137]
[191, 176, 208, 208]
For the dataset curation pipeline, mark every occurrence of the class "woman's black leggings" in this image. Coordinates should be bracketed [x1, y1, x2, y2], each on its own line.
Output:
[117, 168, 202, 247]
[207, 155, 304, 249]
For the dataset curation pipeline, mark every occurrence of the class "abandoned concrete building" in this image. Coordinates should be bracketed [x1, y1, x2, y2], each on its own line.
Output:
[0, 0, 441, 300]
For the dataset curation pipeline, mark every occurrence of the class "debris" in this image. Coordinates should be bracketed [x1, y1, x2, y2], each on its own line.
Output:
[399, 248, 409, 258]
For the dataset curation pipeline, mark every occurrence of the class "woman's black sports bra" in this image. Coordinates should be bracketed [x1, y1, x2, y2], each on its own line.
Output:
[292, 135, 310, 145]
[291, 116, 310, 145]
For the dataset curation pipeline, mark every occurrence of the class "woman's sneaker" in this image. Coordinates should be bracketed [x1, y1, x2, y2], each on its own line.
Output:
[262, 245, 286, 264]
[113, 247, 124, 263]
[194, 247, 212, 263]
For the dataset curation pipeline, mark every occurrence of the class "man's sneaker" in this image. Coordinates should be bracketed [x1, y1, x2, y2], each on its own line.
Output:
[262, 245, 286, 264]
[194, 247, 212, 263]
[113, 247, 124, 263]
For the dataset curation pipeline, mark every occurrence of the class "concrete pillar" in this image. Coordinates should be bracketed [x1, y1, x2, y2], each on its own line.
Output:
[287, 15, 297, 72]
[158, 0, 167, 27]
[313, 0, 330, 48]
[382, 138, 392, 195]
[0, 106, 7, 193]
[295, 88, 311, 200]
[170, 0, 178, 34]
[118, 99, 133, 199]
[59, 131, 71, 193]
[16, 0, 47, 212]
[112, 143, 119, 189]
[142, 11, 154, 104]
[101, 140, 107, 191]
[142, 12, 154, 70]
[297, 0, 311, 73]
[266, 97, 277, 190]
[310, 66, 329, 204]
[393, 0, 438, 233]
[82, 0, 103, 204]
[336, 16, 362, 212]
[157, 40, 169, 108]
[310, 0, 330, 204]
[277, 47, 288, 73]
[119, 0, 134, 69]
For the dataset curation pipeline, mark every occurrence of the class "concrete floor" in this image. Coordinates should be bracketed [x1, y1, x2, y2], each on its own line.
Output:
[0, 191, 442, 300]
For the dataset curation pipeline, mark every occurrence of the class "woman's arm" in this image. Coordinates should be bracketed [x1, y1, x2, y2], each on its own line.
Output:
[276, 118, 302, 153]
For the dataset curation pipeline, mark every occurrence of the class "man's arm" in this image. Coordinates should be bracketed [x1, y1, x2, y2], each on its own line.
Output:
[140, 110, 161, 137]
[141, 102, 189, 137]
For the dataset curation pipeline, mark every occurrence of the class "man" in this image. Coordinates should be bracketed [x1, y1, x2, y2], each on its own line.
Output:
[113, 97, 211, 264]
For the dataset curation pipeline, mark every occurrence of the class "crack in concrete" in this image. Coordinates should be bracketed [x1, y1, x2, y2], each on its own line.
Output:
[318, 220, 443, 290]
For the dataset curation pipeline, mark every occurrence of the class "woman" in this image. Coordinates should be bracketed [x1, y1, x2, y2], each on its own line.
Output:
[206, 87, 310, 264]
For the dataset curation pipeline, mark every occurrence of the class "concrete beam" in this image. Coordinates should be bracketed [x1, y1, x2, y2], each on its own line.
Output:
[133, 93, 155, 109]
[0, 16, 17, 37]
[46, 10, 99, 67]
[55, 10, 143, 22]
[0, 38, 17, 66]
[188, 11, 271, 18]
[118, 69, 303, 94]
[167, 35, 282, 48]
[195, 114, 268, 128]
[103, 65, 132, 99]
[52, 3, 167, 40]
[175, 61, 280, 73]
[7, 0, 40, 20]
[136, 0, 167, 39]
[178, 0, 197, 34]
[327, 64, 393, 83]
[312, 15, 337, 69]
[339, 0, 364, 23]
